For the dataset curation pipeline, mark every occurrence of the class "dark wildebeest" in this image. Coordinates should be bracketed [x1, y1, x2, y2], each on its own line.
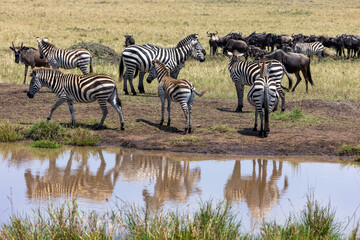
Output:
[207, 31, 219, 55]
[9, 42, 49, 84]
[124, 35, 135, 47]
[222, 39, 250, 60]
[264, 49, 313, 92]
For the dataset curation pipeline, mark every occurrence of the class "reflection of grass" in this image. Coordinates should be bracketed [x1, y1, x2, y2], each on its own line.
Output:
[173, 136, 202, 142]
[271, 107, 318, 123]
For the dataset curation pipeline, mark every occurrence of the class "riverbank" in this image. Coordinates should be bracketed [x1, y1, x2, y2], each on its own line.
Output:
[0, 83, 359, 157]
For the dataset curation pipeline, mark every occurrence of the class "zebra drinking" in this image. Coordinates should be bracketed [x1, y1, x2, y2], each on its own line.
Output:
[36, 37, 93, 74]
[227, 50, 292, 112]
[247, 60, 279, 137]
[119, 34, 205, 95]
[151, 59, 206, 134]
[27, 68, 125, 130]
[293, 41, 324, 63]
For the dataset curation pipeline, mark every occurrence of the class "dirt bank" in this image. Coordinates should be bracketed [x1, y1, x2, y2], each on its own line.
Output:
[0, 83, 359, 157]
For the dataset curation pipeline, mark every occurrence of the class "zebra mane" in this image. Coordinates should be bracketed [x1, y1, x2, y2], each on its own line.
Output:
[154, 59, 170, 77]
[176, 34, 198, 47]
[41, 40, 56, 48]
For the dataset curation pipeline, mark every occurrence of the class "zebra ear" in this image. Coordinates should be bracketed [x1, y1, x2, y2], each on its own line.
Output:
[44, 37, 48, 43]
[36, 37, 41, 43]
[30, 70, 36, 77]
[227, 51, 233, 57]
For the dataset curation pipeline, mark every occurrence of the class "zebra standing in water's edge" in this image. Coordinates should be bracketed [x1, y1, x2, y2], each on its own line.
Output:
[247, 60, 279, 137]
[36, 37, 93, 74]
[227, 50, 292, 112]
[293, 41, 324, 63]
[152, 59, 206, 134]
[27, 68, 124, 130]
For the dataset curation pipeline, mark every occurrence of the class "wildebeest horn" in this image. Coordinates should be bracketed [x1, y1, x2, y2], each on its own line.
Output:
[12, 42, 15, 49]
[20, 42, 23, 49]
[215, 31, 218, 35]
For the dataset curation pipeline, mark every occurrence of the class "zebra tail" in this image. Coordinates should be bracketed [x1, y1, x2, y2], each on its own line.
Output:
[307, 59, 314, 86]
[194, 89, 206, 97]
[115, 86, 122, 107]
[264, 83, 270, 133]
[119, 56, 124, 82]
[134, 68, 139, 79]
[89, 56, 93, 73]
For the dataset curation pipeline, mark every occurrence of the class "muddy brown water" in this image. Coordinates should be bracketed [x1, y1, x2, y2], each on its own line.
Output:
[0, 143, 359, 234]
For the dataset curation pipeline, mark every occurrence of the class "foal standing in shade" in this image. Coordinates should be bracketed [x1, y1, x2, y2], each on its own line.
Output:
[247, 60, 279, 137]
[27, 68, 125, 130]
[151, 59, 206, 134]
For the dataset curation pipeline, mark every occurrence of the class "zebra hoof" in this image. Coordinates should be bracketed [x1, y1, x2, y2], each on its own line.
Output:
[46, 117, 51, 122]
[124, 91, 129, 95]
[121, 124, 125, 131]
[94, 125, 103, 130]
[188, 128, 192, 134]
[160, 120, 164, 125]
[132, 92, 137, 96]
[167, 120, 171, 126]
[235, 107, 243, 112]
[252, 127, 257, 132]
[183, 129, 188, 135]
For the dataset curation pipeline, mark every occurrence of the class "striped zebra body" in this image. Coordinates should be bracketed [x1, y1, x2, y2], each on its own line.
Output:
[152, 59, 205, 134]
[27, 68, 124, 130]
[36, 37, 93, 74]
[119, 34, 205, 95]
[294, 42, 324, 62]
[228, 50, 292, 112]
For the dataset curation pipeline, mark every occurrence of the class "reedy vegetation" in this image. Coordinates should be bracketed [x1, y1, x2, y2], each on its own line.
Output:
[1, 0, 360, 101]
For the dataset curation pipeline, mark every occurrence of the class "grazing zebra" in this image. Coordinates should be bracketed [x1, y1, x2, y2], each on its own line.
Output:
[293, 42, 324, 62]
[36, 37, 93, 74]
[27, 68, 125, 130]
[119, 34, 205, 95]
[151, 59, 206, 134]
[247, 60, 279, 137]
[227, 50, 292, 112]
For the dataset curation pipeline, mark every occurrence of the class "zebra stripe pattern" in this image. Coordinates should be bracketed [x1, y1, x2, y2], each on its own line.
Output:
[36, 37, 93, 74]
[27, 68, 124, 130]
[247, 61, 279, 137]
[152, 59, 206, 134]
[228, 50, 292, 112]
[119, 34, 205, 95]
[293, 41, 324, 62]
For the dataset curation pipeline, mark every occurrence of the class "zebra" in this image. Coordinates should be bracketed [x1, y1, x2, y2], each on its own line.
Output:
[247, 60, 279, 137]
[293, 41, 324, 62]
[36, 37, 93, 74]
[119, 34, 205, 95]
[227, 50, 292, 112]
[27, 68, 125, 130]
[151, 59, 206, 134]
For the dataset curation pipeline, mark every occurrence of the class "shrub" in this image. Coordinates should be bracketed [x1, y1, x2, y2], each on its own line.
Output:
[0, 121, 23, 142]
[66, 127, 99, 146]
[26, 121, 65, 142]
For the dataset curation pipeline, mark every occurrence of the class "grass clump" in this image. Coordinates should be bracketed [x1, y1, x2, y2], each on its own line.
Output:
[272, 106, 318, 123]
[30, 140, 62, 149]
[337, 144, 360, 156]
[25, 121, 65, 142]
[173, 136, 202, 143]
[66, 127, 99, 146]
[208, 124, 236, 133]
[0, 121, 23, 142]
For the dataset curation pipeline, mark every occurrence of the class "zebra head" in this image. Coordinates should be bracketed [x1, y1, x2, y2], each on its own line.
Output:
[190, 40, 205, 62]
[27, 70, 43, 98]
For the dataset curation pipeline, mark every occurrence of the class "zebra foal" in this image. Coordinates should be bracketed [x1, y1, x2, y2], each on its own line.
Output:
[27, 68, 125, 130]
[247, 60, 279, 137]
[151, 59, 205, 134]
[36, 37, 93, 74]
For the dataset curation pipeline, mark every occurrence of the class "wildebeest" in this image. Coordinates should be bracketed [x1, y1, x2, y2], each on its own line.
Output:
[222, 39, 250, 60]
[263, 49, 313, 92]
[207, 31, 219, 55]
[124, 35, 135, 47]
[9, 42, 49, 83]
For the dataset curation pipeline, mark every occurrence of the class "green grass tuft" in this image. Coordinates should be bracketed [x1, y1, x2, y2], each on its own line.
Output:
[337, 144, 360, 156]
[66, 127, 99, 146]
[30, 140, 62, 148]
[272, 107, 318, 123]
[25, 121, 65, 142]
[208, 124, 237, 133]
[0, 121, 23, 142]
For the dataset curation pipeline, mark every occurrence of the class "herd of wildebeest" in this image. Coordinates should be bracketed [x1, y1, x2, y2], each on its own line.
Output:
[7, 31, 359, 137]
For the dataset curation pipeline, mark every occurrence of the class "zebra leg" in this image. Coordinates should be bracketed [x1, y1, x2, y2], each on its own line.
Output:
[138, 71, 146, 94]
[259, 111, 265, 137]
[160, 94, 165, 125]
[292, 71, 302, 92]
[67, 100, 75, 127]
[188, 96, 194, 133]
[279, 89, 286, 112]
[47, 98, 66, 122]
[123, 69, 133, 95]
[253, 110, 258, 132]
[180, 101, 189, 134]
[234, 81, 245, 112]
[167, 100, 171, 126]
[23, 65, 28, 84]
[108, 90, 125, 131]
[96, 100, 108, 129]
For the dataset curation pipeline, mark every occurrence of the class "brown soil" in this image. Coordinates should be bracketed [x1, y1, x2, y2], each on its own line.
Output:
[1, 83, 359, 157]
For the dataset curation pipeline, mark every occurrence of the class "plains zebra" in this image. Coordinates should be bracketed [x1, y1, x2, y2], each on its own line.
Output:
[119, 34, 205, 95]
[152, 59, 206, 134]
[247, 60, 279, 137]
[228, 50, 292, 112]
[27, 68, 124, 130]
[36, 37, 93, 74]
[293, 41, 324, 62]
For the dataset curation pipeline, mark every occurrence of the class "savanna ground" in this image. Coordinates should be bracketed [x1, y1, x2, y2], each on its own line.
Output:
[0, 0, 359, 157]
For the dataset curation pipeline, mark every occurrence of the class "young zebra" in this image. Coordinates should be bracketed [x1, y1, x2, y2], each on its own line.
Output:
[36, 37, 93, 74]
[247, 60, 279, 137]
[27, 68, 125, 130]
[293, 42, 324, 63]
[119, 34, 205, 95]
[151, 59, 205, 134]
[227, 50, 292, 112]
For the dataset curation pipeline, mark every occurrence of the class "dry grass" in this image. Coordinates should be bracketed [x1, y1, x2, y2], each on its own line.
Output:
[1, 0, 360, 100]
